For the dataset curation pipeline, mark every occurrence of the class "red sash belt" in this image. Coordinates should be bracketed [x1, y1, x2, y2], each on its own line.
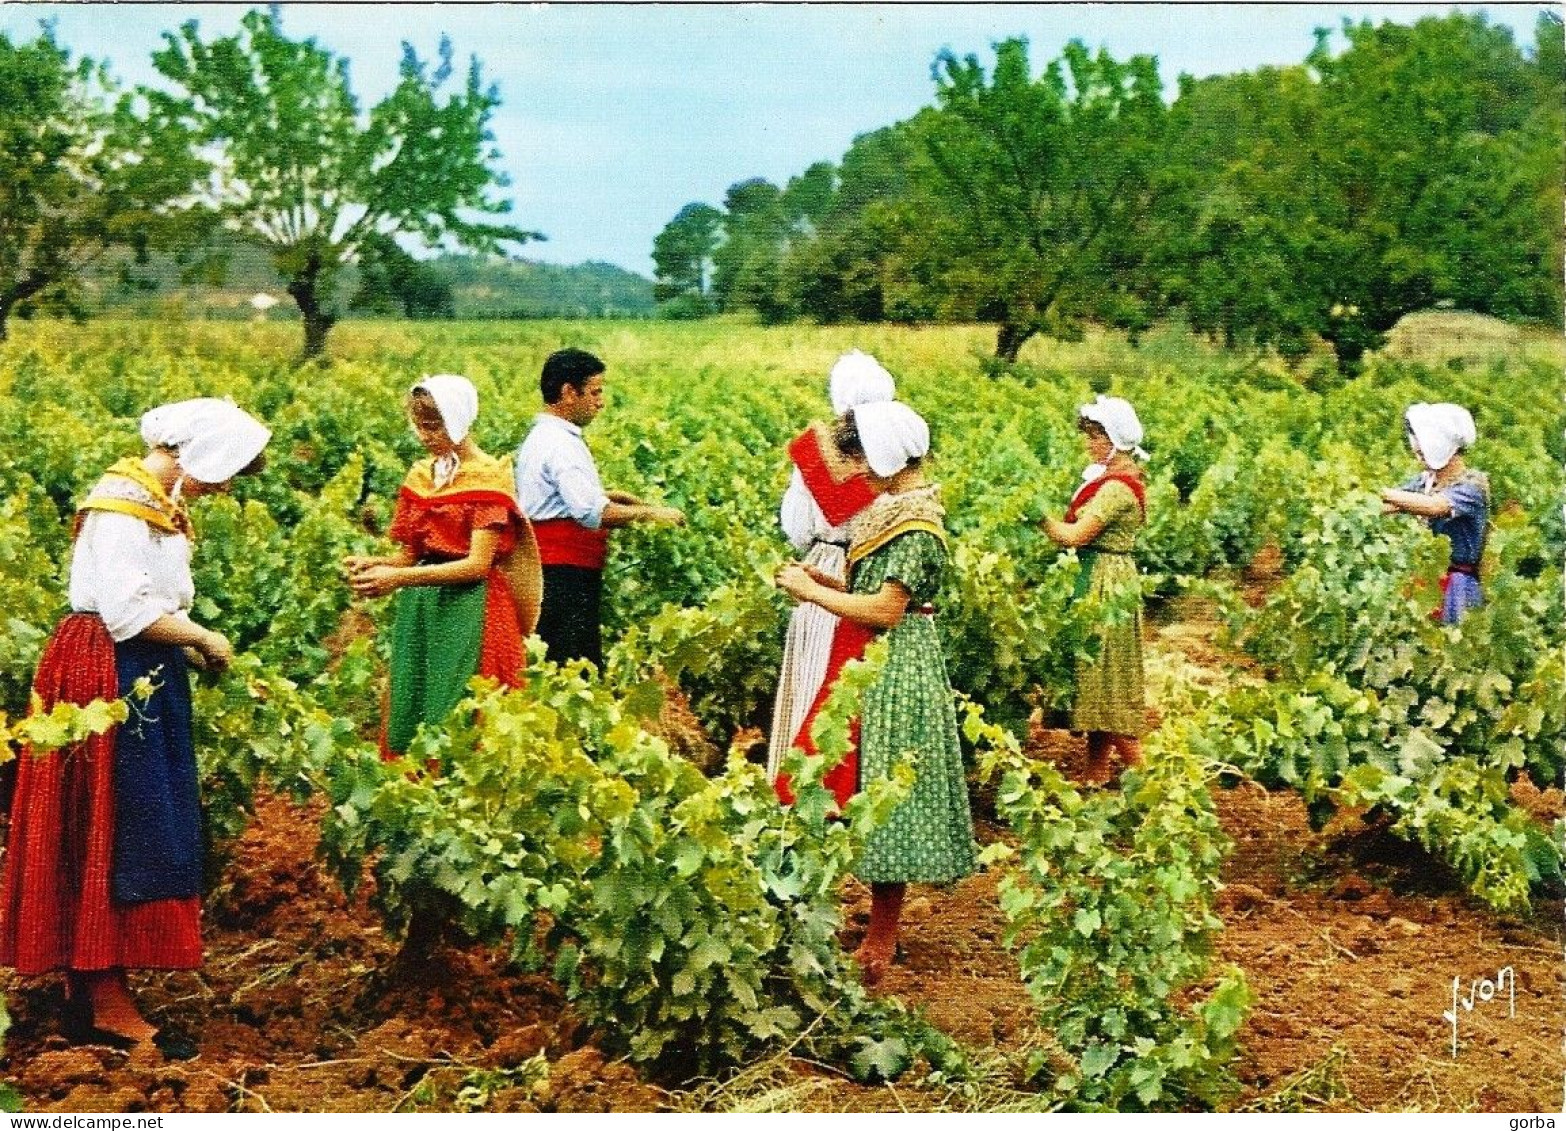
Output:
[533, 518, 609, 570]
[1433, 563, 1480, 621]
[773, 601, 939, 809]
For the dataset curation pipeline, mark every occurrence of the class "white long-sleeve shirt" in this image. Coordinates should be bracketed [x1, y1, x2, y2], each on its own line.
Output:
[68, 480, 194, 642]
[514, 413, 610, 529]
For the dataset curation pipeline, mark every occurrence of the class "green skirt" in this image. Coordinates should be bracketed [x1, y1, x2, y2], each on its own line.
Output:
[386, 581, 489, 756]
[1070, 550, 1147, 736]
[855, 615, 979, 885]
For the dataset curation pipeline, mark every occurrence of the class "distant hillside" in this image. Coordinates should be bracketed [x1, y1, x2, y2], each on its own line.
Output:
[90, 241, 654, 320]
[439, 255, 655, 319]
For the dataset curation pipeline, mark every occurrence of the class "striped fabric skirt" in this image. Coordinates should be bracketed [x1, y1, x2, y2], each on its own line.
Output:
[0, 614, 202, 974]
[766, 540, 848, 781]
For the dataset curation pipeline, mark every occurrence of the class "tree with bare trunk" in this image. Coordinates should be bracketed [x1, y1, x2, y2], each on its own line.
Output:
[151, 8, 539, 361]
[914, 38, 1168, 364]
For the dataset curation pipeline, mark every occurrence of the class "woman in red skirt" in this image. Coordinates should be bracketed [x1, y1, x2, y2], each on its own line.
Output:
[0, 398, 270, 1058]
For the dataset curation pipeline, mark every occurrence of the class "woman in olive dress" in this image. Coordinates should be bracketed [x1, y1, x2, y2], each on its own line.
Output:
[1043, 396, 1149, 786]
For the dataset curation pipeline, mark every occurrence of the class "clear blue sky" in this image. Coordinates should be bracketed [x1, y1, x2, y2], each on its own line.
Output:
[0, 3, 1549, 277]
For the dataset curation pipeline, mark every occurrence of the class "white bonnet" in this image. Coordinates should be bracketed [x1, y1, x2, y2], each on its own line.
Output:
[140, 398, 270, 483]
[828, 350, 896, 416]
[853, 400, 930, 478]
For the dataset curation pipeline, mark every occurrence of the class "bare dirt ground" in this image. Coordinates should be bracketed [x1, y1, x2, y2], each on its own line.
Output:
[2, 613, 1560, 1112]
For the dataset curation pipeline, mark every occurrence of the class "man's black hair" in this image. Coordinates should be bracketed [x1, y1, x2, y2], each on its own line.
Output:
[541, 348, 606, 404]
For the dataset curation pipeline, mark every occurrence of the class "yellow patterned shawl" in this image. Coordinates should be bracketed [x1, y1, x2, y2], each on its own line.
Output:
[844, 484, 947, 566]
[74, 458, 192, 540]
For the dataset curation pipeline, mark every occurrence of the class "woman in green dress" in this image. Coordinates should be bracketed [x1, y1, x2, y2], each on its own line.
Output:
[1043, 396, 1149, 786]
[775, 401, 978, 984]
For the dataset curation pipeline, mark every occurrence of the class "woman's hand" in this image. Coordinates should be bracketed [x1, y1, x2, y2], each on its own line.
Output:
[198, 628, 233, 673]
[342, 554, 386, 576]
[350, 563, 405, 599]
[1041, 515, 1066, 545]
[774, 562, 818, 603]
[803, 563, 847, 591]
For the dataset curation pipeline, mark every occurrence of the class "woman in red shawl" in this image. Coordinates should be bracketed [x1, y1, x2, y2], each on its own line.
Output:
[1042, 396, 1150, 786]
[345, 375, 539, 760]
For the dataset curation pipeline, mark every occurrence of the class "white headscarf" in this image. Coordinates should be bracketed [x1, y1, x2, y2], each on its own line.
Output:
[413, 374, 479, 488]
[1078, 395, 1148, 462]
[1404, 402, 1475, 472]
[854, 401, 930, 479]
[828, 350, 896, 416]
[140, 398, 270, 486]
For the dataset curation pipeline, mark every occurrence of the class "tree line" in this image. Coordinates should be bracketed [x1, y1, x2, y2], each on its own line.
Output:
[652, 13, 1564, 370]
[0, 8, 534, 359]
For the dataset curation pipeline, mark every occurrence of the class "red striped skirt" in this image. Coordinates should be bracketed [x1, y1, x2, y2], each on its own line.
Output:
[774, 617, 879, 810]
[0, 615, 201, 974]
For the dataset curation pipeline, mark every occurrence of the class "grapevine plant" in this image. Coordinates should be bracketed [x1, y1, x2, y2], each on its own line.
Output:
[0, 318, 1560, 1105]
[318, 642, 966, 1081]
[968, 698, 1250, 1111]
[1215, 498, 1564, 911]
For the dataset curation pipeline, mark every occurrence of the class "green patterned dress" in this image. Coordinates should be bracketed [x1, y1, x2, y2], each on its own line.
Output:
[1069, 479, 1148, 736]
[852, 530, 979, 885]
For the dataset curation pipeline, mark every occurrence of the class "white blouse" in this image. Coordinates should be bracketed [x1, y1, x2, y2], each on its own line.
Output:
[779, 469, 853, 556]
[68, 479, 194, 642]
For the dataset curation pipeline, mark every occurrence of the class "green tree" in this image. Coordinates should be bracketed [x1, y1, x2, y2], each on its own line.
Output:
[151, 8, 538, 359]
[650, 202, 723, 310]
[780, 124, 927, 324]
[915, 38, 1168, 362]
[1157, 66, 1334, 362]
[1164, 13, 1563, 371]
[350, 234, 455, 319]
[779, 161, 837, 230]
[1305, 12, 1555, 368]
[711, 178, 794, 321]
[709, 167, 856, 323]
[0, 28, 202, 341]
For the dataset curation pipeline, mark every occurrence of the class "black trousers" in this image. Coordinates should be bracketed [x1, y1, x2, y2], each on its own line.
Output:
[537, 565, 603, 669]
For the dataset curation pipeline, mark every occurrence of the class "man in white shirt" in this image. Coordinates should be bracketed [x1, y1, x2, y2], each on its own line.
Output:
[514, 348, 684, 668]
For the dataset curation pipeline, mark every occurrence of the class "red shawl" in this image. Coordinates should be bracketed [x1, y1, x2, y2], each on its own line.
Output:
[788, 423, 877, 528]
[1064, 472, 1146, 524]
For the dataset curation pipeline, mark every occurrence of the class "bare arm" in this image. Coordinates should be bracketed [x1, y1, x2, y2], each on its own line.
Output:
[1043, 513, 1108, 549]
[348, 529, 503, 598]
[138, 614, 233, 672]
[605, 489, 643, 506]
[600, 500, 685, 528]
[776, 564, 909, 630]
[1381, 488, 1452, 518]
[342, 547, 417, 573]
[803, 563, 847, 591]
